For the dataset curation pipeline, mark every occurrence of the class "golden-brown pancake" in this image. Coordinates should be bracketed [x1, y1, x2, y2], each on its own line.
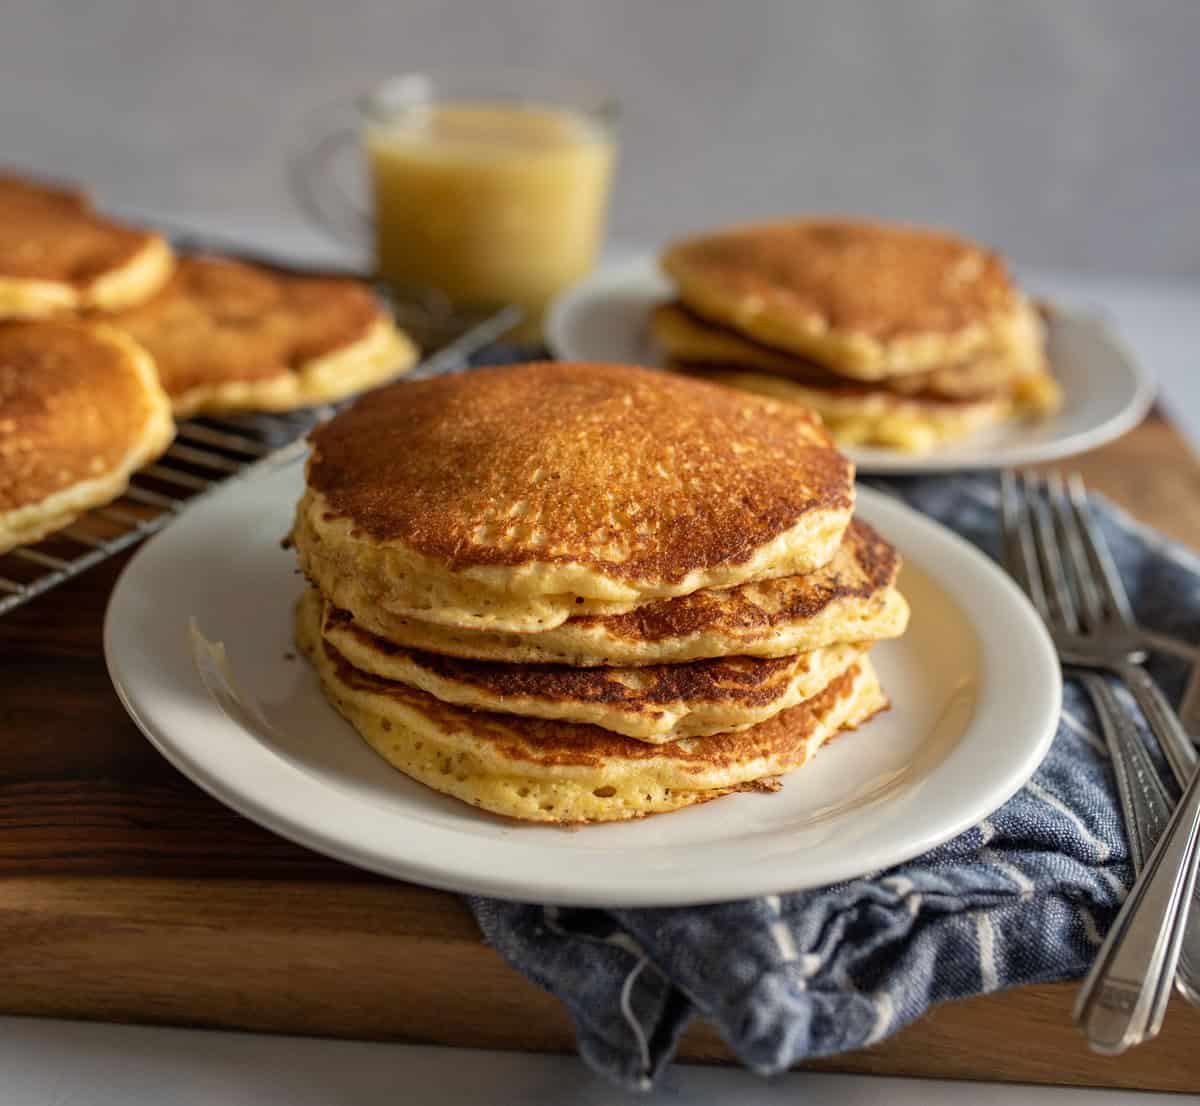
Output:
[654, 297, 1060, 452]
[105, 255, 417, 416]
[676, 365, 1012, 454]
[0, 171, 173, 319]
[318, 591, 870, 742]
[660, 219, 1031, 379]
[0, 320, 174, 552]
[309, 517, 909, 666]
[296, 588, 889, 823]
[651, 301, 1048, 400]
[296, 362, 855, 633]
[0, 171, 88, 214]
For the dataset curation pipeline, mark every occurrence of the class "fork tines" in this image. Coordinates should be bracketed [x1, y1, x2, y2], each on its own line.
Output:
[1000, 469, 1135, 636]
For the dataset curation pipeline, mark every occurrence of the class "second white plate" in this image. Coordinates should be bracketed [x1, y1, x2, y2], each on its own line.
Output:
[546, 255, 1154, 474]
[104, 453, 1061, 907]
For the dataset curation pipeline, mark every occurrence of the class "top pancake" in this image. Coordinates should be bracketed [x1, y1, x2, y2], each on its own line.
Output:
[299, 362, 855, 633]
[660, 219, 1027, 379]
[105, 255, 417, 415]
[0, 320, 174, 552]
[0, 171, 173, 319]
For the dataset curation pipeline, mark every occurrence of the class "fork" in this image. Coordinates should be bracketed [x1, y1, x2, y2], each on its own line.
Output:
[1046, 477, 1200, 741]
[1011, 473, 1198, 780]
[1002, 478, 1178, 870]
[1001, 469, 1200, 1053]
[1014, 470, 1200, 1008]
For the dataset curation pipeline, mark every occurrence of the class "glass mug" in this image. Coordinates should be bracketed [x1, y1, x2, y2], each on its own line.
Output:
[291, 69, 618, 340]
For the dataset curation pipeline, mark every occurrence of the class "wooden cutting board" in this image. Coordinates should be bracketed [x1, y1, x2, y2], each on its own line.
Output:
[2, 414, 1199, 1093]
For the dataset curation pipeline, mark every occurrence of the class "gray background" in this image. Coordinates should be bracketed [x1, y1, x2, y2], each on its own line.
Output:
[4, 0, 1198, 277]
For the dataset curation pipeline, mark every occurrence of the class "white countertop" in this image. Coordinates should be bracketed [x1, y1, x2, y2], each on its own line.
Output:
[0, 1016, 1188, 1106]
[8, 214, 1200, 1103]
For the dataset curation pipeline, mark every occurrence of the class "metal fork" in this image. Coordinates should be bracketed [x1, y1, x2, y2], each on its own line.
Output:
[1001, 470, 1200, 1053]
[1011, 471, 1200, 1009]
[1024, 474, 1196, 782]
[1043, 480, 1200, 739]
[1001, 473, 1176, 867]
[1017, 472, 1200, 1007]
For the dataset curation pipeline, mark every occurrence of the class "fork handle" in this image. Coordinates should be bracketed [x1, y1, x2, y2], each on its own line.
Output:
[1115, 662, 1200, 1007]
[1080, 673, 1173, 871]
[1181, 663, 1200, 749]
[1075, 758, 1200, 1052]
[1120, 662, 1198, 789]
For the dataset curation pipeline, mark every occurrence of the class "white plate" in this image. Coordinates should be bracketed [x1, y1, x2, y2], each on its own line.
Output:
[546, 255, 1155, 474]
[104, 452, 1061, 907]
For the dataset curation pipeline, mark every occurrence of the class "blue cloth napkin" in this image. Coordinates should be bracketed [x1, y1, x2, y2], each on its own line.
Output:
[466, 474, 1200, 1091]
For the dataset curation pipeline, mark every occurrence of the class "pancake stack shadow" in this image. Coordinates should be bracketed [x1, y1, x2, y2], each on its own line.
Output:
[653, 218, 1062, 454]
[291, 361, 910, 824]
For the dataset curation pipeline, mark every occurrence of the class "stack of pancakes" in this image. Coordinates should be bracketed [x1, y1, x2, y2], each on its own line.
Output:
[653, 219, 1061, 453]
[292, 362, 909, 824]
[0, 169, 417, 554]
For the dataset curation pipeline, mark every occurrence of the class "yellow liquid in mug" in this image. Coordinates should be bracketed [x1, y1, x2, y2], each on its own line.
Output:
[365, 102, 615, 337]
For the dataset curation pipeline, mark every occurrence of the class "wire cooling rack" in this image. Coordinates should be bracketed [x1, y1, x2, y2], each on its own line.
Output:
[0, 292, 521, 619]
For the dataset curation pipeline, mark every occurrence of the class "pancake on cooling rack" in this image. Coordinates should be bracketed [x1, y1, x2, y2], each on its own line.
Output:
[0, 320, 173, 553]
[105, 255, 417, 416]
[291, 361, 910, 823]
[0, 171, 173, 319]
[656, 218, 1060, 453]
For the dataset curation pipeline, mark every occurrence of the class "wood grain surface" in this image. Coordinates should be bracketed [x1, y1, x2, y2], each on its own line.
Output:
[1, 413, 1198, 1092]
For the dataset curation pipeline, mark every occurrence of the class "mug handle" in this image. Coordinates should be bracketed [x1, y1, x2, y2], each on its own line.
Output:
[288, 122, 372, 255]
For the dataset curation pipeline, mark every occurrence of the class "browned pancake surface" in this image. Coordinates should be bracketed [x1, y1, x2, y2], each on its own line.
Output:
[653, 303, 1024, 403]
[662, 219, 1016, 342]
[325, 599, 854, 716]
[674, 362, 1004, 409]
[0, 171, 88, 214]
[0, 320, 159, 511]
[0, 172, 160, 289]
[319, 625, 870, 770]
[313, 517, 905, 666]
[306, 362, 853, 582]
[575, 518, 897, 643]
[106, 255, 386, 399]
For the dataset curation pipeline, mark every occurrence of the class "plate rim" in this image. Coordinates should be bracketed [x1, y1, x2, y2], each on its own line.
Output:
[545, 253, 1156, 474]
[104, 468, 1062, 907]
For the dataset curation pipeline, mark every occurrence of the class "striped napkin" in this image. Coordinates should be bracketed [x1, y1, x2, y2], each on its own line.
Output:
[467, 474, 1199, 1090]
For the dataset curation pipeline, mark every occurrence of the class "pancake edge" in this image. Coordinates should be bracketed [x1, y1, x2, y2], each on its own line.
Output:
[296, 591, 890, 824]
[0, 233, 174, 320]
[660, 223, 1031, 378]
[674, 366, 1013, 454]
[296, 485, 854, 633]
[319, 591, 872, 742]
[0, 325, 175, 553]
[170, 315, 418, 417]
[303, 543, 910, 668]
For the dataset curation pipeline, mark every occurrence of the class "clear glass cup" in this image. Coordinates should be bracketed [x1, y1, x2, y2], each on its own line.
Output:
[291, 69, 618, 341]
